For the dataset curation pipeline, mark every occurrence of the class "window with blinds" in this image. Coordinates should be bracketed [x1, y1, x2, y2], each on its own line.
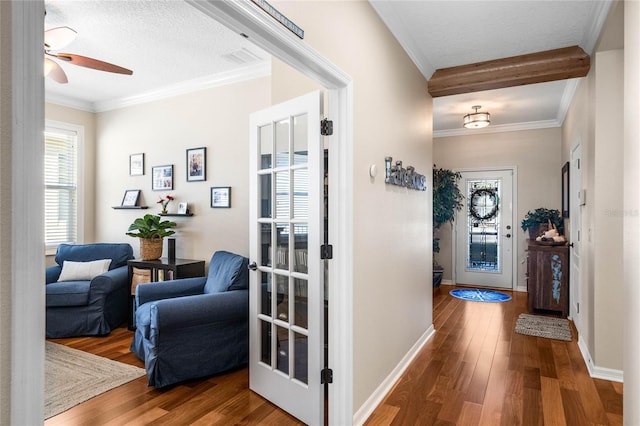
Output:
[44, 127, 78, 249]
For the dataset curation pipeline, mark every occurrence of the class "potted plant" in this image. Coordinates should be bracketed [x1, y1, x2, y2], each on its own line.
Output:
[126, 214, 177, 260]
[521, 208, 564, 239]
[432, 167, 464, 288]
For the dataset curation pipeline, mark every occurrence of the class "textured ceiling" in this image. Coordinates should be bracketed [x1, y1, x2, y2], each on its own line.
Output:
[44, 0, 269, 111]
[45, 0, 614, 134]
[370, 0, 614, 136]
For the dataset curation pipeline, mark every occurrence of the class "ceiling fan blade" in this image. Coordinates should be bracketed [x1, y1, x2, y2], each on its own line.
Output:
[44, 58, 68, 84]
[44, 26, 77, 51]
[55, 53, 133, 75]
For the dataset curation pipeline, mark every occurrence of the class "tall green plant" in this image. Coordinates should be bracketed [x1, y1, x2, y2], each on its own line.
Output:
[432, 167, 464, 253]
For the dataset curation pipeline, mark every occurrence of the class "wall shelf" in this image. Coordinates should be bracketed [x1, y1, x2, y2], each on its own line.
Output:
[112, 206, 149, 209]
[159, 213, 194, 217]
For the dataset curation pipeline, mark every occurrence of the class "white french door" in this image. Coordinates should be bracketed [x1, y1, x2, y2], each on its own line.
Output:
[455, 169, 514, 289]
[249, 91, 324, 425]
[569, 143, 582, 331]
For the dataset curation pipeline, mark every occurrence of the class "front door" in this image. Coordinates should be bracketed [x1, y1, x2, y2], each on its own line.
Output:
[455, 169, 514, 289]
[248, 91, 324, 425]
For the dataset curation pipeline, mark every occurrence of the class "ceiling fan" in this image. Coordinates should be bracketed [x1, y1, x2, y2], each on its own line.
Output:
[44, 26, 133, 84]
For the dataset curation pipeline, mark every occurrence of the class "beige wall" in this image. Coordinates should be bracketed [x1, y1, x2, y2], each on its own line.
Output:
[271, 1, 433, 413]
[94, 77, 271, 262]
[45, 103, 97, 254]
[624, 1, 640, 420]
[434, 128, 563, 287]
[593, 49, 624, 371]
[562, 2, 625, 375]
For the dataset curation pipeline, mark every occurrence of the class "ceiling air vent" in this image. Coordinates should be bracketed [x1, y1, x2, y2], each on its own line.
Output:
[222, 48, 262, 65]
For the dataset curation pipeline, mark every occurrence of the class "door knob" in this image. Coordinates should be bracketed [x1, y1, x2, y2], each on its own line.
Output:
[248, 262, 258, 271]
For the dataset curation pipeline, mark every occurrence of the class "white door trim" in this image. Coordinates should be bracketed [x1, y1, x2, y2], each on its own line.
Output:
[451, 166, 519, 291]
[186, 2, 354, 424]
[7, 0, 46, 423]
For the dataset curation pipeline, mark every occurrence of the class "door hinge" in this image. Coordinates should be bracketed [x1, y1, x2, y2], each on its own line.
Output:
[321, 118, 333, 136]
[577, 302, 580, 314]
[321, 368, 333, 384]
[577, 158, 581, 169]
[321, 244, 333, 260]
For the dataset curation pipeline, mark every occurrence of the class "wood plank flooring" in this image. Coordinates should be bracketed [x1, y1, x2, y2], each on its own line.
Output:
[365, 287, 623, 426]
[46, 287, 623, 425]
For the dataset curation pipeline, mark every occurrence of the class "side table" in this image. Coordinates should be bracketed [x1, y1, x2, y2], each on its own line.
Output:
[127, 257, 205, 330]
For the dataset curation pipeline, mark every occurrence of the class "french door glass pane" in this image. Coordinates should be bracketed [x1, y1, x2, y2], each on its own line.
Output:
[260, 223, 272, 267]
[259, 174, 272, 218]
[276, 274, 289, 322]
[293, 169, 309, 219]
[260, 271, 272, 316]
[293, 114, 308, 165]
[275, 223, 289, 270]
[276, 119, 290, 167]
[260, 319, 272, 365]
[275, 171, 290, 218]
[259, 124, 273, 170]
[294, 278, 308, 329]
[276, 325, 289, 375]
[293, 333, 308, 384]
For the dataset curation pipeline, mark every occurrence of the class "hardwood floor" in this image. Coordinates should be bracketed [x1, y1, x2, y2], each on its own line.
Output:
[365, 287, 623, 426]
[46, 287, 623, 425]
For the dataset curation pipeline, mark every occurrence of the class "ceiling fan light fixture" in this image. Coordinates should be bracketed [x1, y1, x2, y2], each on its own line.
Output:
[44, 26, 77, 51]
[463, 105, 491, 129]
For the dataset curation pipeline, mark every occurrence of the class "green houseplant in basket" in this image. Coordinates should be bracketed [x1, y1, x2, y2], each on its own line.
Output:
[126, 214, 177, 260]
[520, 208, 564, 239]
[432, 167, 464, 287]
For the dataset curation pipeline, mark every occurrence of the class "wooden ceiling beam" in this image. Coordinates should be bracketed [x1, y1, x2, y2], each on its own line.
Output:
[427, 45, 590, 98]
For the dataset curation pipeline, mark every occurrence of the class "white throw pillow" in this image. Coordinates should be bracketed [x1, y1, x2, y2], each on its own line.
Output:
[57, 259, 112, 282]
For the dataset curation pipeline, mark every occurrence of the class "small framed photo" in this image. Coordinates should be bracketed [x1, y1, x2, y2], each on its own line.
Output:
[121, 189, 141, 207]
[177, 202, 188, 214]
[152, 165, 174, 191]
[186, 147, 206, 182]
[561, 161, 570, 218]
[129, 153, 144, 176]
[211, 186, 231, 208]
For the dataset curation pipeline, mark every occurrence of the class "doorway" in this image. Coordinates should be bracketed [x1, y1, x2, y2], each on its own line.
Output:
[454, 169, 515, 289]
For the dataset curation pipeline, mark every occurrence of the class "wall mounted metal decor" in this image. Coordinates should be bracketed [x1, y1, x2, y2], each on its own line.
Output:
[384, 157, 427, 191]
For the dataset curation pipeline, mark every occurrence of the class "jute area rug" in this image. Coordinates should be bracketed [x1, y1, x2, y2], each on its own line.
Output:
[45, 341, 146, 419]
[515, 313, 573, 341]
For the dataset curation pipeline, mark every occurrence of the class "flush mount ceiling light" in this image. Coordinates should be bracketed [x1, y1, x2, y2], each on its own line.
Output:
[463, 105, 491, 129]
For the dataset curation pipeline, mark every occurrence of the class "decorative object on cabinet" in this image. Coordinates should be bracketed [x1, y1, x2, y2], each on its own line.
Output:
[186, 147, 206, 182]
[152, 164, 173, 191]
[156, 194, 174, 214]
[520, 208, 564, 240]
[126, 257, 205, 330]
[126, 214, 176, 261]
[561, 162, 570, 218]
[120, 189, 141, 207]
[526, 242, 569, 318]
[211, 186, 231, 208]
[129, 153, 144, 176]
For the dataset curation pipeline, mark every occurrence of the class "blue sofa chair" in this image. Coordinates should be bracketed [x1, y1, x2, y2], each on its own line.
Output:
[130, 250, 249, 388]
[46, 243, 134, 338]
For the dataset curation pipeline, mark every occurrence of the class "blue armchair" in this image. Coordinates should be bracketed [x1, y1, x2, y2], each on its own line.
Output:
[130, 250, 249, 388]
[46, 243, 134, 338]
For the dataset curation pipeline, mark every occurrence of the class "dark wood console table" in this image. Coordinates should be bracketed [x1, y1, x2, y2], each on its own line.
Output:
[127, 257, 205, 329]
[526, 242, 569, 317]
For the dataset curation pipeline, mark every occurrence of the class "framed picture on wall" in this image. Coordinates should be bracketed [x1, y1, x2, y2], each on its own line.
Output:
[152, 165, 174, 191]
[121, 189, 141, 207]
[210, 186, 231, 208]
[129, 153, 144, 176]
[561, 161, 570, 218]
[186, 147, 206, 182]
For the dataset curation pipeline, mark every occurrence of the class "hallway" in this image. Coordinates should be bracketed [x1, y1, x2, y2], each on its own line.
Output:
[366, 287, 623, 425]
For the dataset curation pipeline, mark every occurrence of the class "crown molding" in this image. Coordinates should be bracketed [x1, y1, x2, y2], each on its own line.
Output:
[93, 61, 271, 112]
[45, 60, 271, 113]
[583, 0, 614, 54]
[434, 119, 560, 138]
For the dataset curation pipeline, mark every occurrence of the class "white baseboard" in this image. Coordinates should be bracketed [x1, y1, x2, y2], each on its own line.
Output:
[515, 285, 527, 292]
[578, 335, 624, 383]
[441, 279, 453, 286]
[352, 325, 436, 425]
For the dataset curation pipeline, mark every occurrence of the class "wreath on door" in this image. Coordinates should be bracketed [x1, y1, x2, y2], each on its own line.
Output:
[469, 188, 499, 221]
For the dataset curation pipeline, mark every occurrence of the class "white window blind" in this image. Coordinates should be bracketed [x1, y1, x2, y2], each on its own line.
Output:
[44, 127, 78, 248]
